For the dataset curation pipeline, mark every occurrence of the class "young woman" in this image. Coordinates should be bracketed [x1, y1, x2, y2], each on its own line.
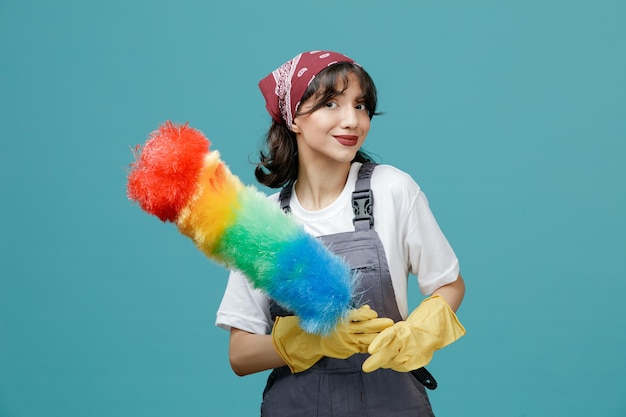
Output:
[216, 50, 466, 416]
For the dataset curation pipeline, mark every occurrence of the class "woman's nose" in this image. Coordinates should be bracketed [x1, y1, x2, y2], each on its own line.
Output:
[340, 107, 359, 128]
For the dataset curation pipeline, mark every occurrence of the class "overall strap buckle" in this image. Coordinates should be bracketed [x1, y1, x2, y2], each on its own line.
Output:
[352, 189, 374, 228]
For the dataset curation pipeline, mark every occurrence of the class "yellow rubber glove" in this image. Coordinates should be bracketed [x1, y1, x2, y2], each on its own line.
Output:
[272, 305, 395, 373]
[362, 295, 466, 373]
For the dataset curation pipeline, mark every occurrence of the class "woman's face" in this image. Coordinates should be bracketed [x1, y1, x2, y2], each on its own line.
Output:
[291, 72, 371, 166]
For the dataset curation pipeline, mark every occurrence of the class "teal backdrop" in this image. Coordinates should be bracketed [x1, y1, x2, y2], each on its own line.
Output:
[1, 1, 625, 416]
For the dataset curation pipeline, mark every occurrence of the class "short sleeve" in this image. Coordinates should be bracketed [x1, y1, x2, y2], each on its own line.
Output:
[215, 269, 274, 335]
[406, 191, 460, 295]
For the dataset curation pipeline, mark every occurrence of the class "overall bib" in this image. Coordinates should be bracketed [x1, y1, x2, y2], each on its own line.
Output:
[261, 163, 436, 417]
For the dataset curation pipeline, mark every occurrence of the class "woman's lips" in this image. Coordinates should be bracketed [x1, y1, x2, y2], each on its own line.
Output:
[333, 135, 359, 146]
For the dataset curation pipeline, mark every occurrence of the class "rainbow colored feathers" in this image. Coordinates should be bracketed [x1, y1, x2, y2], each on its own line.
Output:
[127, 122, 357, 334]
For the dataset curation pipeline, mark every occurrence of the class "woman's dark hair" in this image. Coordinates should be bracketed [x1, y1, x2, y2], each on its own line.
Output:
[255, 62, 378, 189]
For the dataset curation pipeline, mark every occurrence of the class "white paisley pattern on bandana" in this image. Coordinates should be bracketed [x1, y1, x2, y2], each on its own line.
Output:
[272, 53, 301, 128]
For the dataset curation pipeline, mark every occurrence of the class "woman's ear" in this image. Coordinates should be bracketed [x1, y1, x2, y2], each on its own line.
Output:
[290, 120, 300, 134]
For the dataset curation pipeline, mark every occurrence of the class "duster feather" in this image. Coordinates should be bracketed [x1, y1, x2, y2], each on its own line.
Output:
[127, 121, 357, 334]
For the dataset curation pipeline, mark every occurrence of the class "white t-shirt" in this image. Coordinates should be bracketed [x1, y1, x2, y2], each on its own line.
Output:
[215, 162, 459, 335]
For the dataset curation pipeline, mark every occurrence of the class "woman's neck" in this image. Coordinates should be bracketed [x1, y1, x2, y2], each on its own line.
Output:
[294, 160, 352, 211]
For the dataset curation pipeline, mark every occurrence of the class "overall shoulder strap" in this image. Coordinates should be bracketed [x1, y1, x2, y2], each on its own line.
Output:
[279, 183, 293, 213]
[352, 162, 377, 231]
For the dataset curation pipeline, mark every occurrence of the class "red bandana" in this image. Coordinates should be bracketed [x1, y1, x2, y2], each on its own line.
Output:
[258, 51, 356, 127]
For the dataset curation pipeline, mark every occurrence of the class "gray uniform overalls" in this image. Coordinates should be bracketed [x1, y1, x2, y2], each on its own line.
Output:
[261, 163, 436, 417]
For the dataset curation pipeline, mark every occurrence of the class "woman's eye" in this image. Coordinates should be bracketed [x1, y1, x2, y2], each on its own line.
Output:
[325, 102, 338, 109]
[356, 103, 368, 112]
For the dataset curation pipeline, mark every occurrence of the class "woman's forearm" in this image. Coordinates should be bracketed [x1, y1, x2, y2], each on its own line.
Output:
[229, 327, 286, 376]
[432, 274, 465, 312]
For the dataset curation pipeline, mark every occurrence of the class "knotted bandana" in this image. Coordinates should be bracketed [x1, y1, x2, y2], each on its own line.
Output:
[258, 51, 356, 128]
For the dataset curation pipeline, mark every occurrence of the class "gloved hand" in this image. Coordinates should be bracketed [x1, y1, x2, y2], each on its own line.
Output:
[362, 295, 466, 373]
[272, 305, 394, 373]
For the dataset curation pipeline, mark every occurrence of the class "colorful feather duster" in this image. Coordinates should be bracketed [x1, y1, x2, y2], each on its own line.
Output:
[127, 121, 357, 335]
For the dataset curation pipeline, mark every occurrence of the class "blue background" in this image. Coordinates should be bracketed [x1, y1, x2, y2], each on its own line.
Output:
[1, 1, 625, 416]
